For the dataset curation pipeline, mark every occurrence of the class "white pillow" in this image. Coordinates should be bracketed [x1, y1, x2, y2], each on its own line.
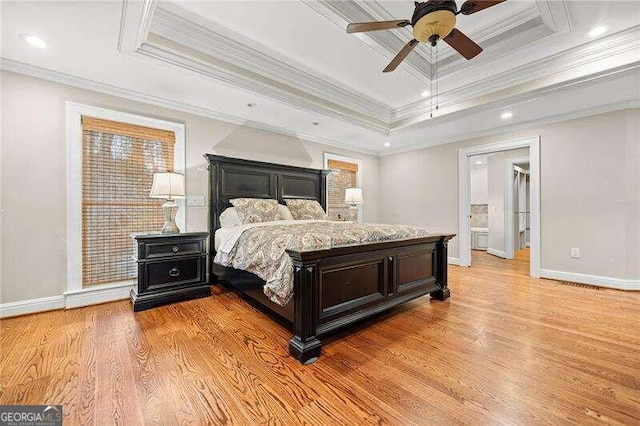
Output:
[279, 204, 294, 221]
[219, 207, 242, 228]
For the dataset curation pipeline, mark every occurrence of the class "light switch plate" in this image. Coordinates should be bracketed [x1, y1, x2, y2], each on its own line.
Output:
[570, 247, 580, 258]
[187, 196, 205, 206]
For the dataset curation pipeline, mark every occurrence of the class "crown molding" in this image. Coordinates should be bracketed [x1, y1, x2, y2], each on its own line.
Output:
[306, 0, 554, 78]
[535, 0, 572, 34]
[117, 1, 639, 136]
[3, 58, 637, 159]
[393, 25, 640, 126]
[0, 58, 381, 156]
[390, 62, 640, 137]
[381, 99, 640, 157]
[435, 15, 553, 76]
[145, 4, 392, 134]
[301, 0, 433, 82]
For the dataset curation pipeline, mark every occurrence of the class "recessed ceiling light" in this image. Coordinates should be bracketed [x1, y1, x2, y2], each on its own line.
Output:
[312, 122, 320, 126]
[501, 112, 513, 120]
[19, 34, 47, 49]
[384, 142, 391, 147]
[421, 90, 430, 98]
[475, 161, 483, 165]
[588, 26, 607, 38]
[247, 103, 257, 108]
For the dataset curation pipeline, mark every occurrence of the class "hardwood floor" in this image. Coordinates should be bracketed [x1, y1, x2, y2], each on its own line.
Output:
[2, 249, 639, 424]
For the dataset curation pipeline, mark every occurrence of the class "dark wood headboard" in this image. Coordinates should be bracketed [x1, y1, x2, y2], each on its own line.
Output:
[204, 154, 330, 237]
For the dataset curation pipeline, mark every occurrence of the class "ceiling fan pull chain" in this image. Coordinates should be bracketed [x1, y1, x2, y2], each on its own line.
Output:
[430, 46, 434, 118]
[436, 45, 439, 112]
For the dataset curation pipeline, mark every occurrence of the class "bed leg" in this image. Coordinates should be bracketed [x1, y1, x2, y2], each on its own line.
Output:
[431, 236, 451, 301]
[288, 262, 321, 364]
[289, 336, 322, 364]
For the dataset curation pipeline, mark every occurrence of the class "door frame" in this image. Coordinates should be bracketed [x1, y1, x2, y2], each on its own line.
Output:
[458, 136, 540, 277]
[505, 156, 531, 260]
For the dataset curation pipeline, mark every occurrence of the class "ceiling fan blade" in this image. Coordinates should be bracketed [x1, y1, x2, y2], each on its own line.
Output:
[459, 0, 506, 15]
[347, 20, 411, 34]
[383, 39, 419, 73]
[443, 28, 482, 60]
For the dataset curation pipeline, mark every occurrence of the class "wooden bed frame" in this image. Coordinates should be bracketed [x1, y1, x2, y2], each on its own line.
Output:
[206, 154, 455, 363]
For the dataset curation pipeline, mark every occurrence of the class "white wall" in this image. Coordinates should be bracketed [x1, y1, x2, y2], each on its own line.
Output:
[380, 108, 640, 281]
[469, 165, 488, 205]
[0, 71, 380, 304]
[624, 109, 640, 281]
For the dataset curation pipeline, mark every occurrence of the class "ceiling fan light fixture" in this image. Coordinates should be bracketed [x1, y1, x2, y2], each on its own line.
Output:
[588, 26, 607, 38]
[412, 10, 457, 43]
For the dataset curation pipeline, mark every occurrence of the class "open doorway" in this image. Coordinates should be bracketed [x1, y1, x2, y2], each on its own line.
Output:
[458, 137, 540, 277]
[468, 152, 530, 265]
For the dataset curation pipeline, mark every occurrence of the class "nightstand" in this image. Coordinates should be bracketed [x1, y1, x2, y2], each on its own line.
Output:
[131, 232, 210, 311]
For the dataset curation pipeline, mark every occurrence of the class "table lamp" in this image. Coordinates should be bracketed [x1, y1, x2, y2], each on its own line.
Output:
[345, 187, 364, 222]
[150, 172, 186, 233]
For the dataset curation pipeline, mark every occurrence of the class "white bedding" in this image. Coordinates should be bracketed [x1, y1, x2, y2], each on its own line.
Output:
[214, 219, 333, 252]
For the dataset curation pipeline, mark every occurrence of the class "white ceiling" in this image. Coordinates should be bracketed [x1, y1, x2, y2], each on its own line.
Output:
[1, 0, 639, 155]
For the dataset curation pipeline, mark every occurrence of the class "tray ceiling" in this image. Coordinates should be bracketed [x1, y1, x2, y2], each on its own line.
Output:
[1, 0, 639, 154]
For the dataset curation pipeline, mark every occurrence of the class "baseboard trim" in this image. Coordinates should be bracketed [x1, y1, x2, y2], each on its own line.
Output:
[540, 269, 640, 291]
[0, 295, 66, 318]
[486, 248, 508, 259]
[1, 282, 134, 318]
[448, 257, 461, 266]
[64, 281, 134, 309]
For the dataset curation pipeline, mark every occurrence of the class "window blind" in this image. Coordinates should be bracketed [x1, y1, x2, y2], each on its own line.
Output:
[328, 159, 358, 172]
[81, 116, 176, 287]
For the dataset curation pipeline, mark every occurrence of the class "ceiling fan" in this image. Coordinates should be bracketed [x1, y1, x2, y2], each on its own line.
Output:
[346, 0, 506, 72]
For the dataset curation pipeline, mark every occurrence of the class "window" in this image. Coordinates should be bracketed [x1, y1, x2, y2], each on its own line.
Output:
[323, 154, 362, 221]
[67, 103, 185, 292]
[81, 117, 176, 286]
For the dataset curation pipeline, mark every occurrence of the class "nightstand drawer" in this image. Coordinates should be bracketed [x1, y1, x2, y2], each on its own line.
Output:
[145, 240, 203, 259]
[144, 257, 203, 291]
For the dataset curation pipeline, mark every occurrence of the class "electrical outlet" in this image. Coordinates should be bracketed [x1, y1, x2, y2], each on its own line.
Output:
[186, 196, 205, 207]
[570, 247, 580, 258]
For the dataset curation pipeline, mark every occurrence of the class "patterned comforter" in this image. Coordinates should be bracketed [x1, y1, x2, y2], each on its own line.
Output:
[214, 220, 430, 306]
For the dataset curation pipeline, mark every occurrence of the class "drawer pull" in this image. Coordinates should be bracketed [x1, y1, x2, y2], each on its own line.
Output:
[172, 245, 179, 253]
[169, 268, 180, 277]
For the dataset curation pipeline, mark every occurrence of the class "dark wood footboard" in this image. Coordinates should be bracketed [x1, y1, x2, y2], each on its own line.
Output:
[286, 233, 454, 363]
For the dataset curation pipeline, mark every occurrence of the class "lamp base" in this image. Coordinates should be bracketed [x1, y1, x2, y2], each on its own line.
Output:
[349, 205, 359, 223]
[161, 199, 180, 234]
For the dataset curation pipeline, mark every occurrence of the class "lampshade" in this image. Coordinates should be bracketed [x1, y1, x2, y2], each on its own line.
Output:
[345, 187, 364, 204]
[150, 172, 186, 199]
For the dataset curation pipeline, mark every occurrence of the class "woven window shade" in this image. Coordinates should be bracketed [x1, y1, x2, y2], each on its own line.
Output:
[81, 116, 176, 287]
[327, 159, 358, 172]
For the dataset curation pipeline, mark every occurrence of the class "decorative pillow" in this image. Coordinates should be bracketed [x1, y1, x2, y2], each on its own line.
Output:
[279, 204, 295, 221]
[229, 198, 285, 224]
[219, 207, 242, 228]
[285, 199, 327, 220]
